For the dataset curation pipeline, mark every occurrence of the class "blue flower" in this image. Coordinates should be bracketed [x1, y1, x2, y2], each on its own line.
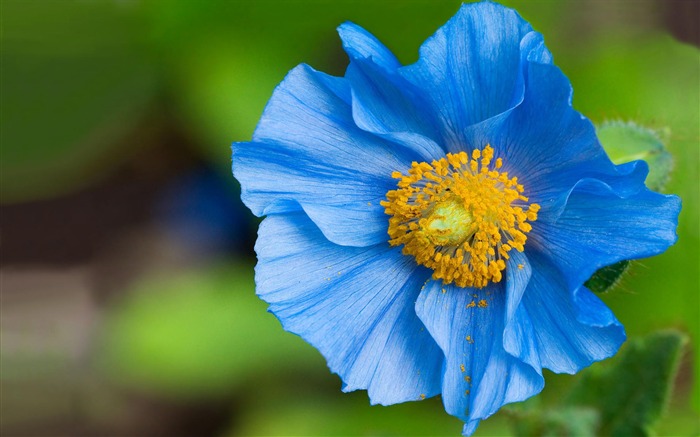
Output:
[231, 2, 680, 435]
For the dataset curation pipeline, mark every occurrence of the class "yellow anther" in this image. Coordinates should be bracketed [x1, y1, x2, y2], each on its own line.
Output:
[382, 145, 539, 288]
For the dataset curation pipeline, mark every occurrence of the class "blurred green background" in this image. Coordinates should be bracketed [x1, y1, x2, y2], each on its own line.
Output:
[1, 0, 698, 435]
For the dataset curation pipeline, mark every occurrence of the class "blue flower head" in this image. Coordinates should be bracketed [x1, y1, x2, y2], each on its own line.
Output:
[232, 2, 680, 435]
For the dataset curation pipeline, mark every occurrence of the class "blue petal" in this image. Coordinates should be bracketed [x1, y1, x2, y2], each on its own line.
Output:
[415, 280, 543, 431]
[519, 29, 552, 65]
[337, 22, 401, 71]
[346, 57, 445, 161]
[345, 59, 445, 162]
[504, 251, 626, 374]
[232, 64, 421, 247]
[501, 253, 542, 375]
[573, 283, 621, 328]
[504, 250, 532, 324]
[463, 58, 621, 208]
[400, 2, 537, 152]
[530, 176, 681, 290]
[462, 420, 481, 437]
[443, 29, 553, 162]
[534, 160, 650, 225]
[255, 212, 443, 405]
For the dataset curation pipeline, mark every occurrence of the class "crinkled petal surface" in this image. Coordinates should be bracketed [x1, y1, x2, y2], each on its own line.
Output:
[464, 59, 617, 203]
[255, 212, 444, 405]
[504, 251, 626, 375]
[400, 2, 537, 152]
[346, 57, 446, 162]
[531, 176, 681, 290]
[415, 277, 544, 428]
[337, 22, 401, 71]
[232, 64, 425, 247]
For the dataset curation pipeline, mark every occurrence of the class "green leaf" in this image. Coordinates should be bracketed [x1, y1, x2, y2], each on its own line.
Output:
[565, 330, 687, 437]
[597, 121, 673, 192]
[584, 260, 630, 294]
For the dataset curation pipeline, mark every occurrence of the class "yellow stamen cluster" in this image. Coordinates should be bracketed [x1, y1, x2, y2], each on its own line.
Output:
[380, 145, 540, 288]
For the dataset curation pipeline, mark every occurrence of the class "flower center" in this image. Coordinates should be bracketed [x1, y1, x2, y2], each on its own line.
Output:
[380, 145, 540, 288]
